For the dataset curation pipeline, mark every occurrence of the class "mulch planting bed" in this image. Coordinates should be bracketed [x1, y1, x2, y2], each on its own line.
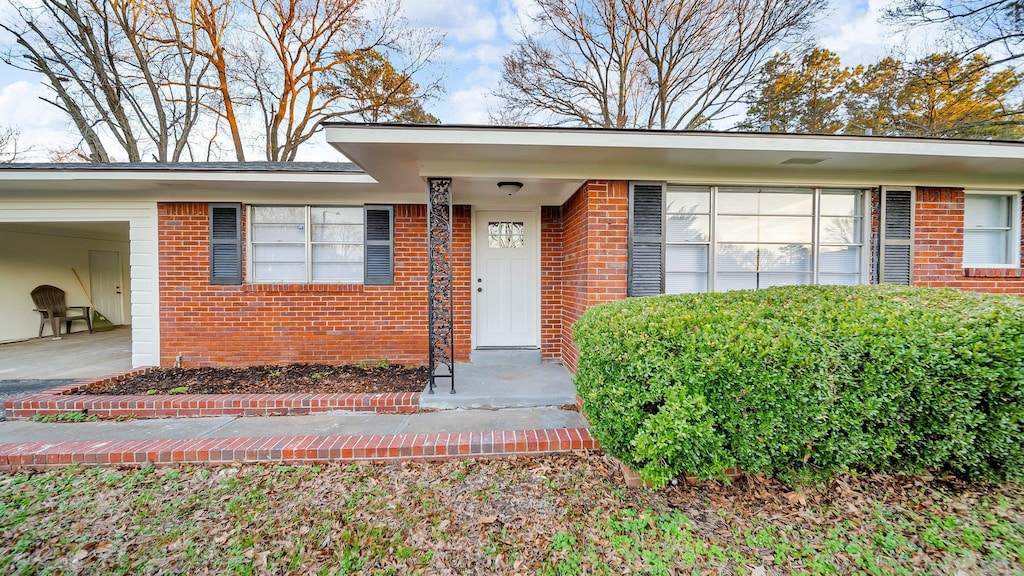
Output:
[72, 364, 429, 395]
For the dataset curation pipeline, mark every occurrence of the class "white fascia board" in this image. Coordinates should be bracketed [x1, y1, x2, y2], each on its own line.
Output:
[326, 125, 1024, 162]
[0, 170, 377, 185]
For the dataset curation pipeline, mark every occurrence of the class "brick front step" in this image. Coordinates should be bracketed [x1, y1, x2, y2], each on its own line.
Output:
[5, 392, 421, 420]
[0, 428, 599, 470]
[3, 369, 421, 420]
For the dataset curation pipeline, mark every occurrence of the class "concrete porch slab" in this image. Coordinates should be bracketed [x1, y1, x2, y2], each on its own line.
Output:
[0, 327, 132, 380]
[0, 328, 133, 420]
[420, 361, 577, 410]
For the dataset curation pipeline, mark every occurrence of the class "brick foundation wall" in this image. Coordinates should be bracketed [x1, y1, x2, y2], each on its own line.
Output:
[158, 203, 471, 367]
[559, 181, 630, 372]
[912, 188, 1023, 294]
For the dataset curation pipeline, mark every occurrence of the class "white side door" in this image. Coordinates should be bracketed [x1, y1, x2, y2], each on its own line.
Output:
[89, 250, 123, 325]
[474, 211, 539, 347]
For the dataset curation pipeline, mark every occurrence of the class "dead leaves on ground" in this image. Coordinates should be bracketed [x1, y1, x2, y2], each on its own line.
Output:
[1, 455, 1022, 574]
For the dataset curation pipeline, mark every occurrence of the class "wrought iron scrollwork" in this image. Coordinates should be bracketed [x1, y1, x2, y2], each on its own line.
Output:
[427, 178, 455, 394]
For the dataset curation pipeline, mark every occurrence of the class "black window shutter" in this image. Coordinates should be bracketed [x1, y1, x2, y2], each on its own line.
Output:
[880, 189, 913, 285]
[629, 183, 665, 296]
[209, 203, 242, 285]
[364, 205, 394, 285]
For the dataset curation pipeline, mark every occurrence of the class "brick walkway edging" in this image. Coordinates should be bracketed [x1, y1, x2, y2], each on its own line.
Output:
[0, 428, 599, 471]
[3, 369, 420, 420]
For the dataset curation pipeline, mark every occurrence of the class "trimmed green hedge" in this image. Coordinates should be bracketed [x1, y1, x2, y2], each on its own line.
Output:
[573, 285, 1024, 487]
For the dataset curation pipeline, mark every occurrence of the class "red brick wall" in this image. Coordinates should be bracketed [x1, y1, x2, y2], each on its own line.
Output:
[912, 188, 1023, 294]
[558, 181, 630, 372]
[540, 206, 563, 360]
[158, 203, 472, 367]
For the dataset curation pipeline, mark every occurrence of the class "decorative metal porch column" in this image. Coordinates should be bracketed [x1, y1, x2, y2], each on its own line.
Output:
[427, 178, 455, 394]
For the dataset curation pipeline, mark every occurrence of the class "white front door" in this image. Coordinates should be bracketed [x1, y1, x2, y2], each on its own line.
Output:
[89, 250, 123, 325]
[475, 211, 539, 347]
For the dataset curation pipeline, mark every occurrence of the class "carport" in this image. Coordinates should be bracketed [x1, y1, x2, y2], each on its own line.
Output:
[0, 221, 132, 343]
[0, 199, 158, 368]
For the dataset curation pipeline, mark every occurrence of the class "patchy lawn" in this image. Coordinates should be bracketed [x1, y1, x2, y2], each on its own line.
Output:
[1, 454, 1022, 575]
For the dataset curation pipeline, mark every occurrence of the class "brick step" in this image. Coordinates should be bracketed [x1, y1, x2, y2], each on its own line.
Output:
[5, 391, 420, 420]
[0, 428, 599, 470]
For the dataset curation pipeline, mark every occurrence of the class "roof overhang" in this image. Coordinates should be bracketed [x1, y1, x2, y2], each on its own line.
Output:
[1, 127, 1021, 204]
[326, 124, 1024, 203]
[0, 163, 379, 202]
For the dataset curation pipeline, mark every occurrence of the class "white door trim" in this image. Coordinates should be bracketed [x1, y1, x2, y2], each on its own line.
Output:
[470, 207, 542, 349]
[0, 202, 160, 367]
[89, 250, 125, 325]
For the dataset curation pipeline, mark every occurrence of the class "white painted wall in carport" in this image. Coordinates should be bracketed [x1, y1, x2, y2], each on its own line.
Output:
[0, 203, 160, 367]
[0, 226, 130, 341]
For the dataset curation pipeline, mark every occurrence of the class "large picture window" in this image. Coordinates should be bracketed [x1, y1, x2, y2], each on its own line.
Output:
[662, 185, 866, 293]
[964, 193, 1021, 267]
[251, 206, 364, 283]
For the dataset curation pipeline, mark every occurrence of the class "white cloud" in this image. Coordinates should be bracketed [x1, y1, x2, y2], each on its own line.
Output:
[0, 80, 80, 160]
[816, 0, 945, 65]
[498, 0, 540, 42]
[0, 81, 63, 129]
[401, 0, 499, 44]
[447, 85, 502, 124]
[469, 43, 508, 66]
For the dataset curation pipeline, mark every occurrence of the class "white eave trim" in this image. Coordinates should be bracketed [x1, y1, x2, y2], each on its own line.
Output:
[326, 125, 1024, 162]
[0, 170, 377, 184]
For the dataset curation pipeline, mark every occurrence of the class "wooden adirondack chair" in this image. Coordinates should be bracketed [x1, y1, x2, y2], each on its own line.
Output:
[30, 285, 92, 340]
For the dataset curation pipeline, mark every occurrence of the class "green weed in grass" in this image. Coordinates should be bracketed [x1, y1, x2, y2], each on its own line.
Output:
[30, 412, 98, 423]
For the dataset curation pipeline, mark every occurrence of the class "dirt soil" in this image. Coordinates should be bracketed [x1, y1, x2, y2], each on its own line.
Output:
[74, 364, 429, 395]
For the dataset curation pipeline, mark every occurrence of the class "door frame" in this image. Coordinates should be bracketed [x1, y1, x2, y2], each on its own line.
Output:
[89, 249, 125, 325]
[470, 206, 542, 349]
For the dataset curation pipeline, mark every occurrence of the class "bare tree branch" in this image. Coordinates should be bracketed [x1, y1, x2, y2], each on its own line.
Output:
[1, 0, 442, 162]
[2, 0, 210, 162]
[886, 0, 1024, 69]
[495, 0, 826, 129]
[0, 125, 24, 163]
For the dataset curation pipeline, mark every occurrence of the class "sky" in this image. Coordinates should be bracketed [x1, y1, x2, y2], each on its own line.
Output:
[0, 0, 939, 162]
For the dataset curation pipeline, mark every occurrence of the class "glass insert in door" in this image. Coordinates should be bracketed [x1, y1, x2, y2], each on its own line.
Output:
[488, 221, 525, 248]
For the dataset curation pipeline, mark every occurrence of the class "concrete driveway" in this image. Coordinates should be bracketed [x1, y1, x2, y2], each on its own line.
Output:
[0, 327, 132, 419]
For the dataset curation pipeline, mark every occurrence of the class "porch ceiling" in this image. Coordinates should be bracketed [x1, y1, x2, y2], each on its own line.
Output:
[326, 124, 1024, 194]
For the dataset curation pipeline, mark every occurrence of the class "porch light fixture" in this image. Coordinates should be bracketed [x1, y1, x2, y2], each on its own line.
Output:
[497, 181, 523, 196]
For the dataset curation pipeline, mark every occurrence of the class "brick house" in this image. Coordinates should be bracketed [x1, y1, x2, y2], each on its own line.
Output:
[0, 125, 1021, 384]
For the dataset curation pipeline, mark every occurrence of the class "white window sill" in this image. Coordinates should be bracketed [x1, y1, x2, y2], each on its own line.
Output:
[242, 283, 366, 293]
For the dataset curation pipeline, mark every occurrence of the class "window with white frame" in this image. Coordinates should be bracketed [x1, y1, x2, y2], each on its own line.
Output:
[250, 206, 365, 283]
[664, 185, 865, 293]
[963, 192, 1021, 267]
